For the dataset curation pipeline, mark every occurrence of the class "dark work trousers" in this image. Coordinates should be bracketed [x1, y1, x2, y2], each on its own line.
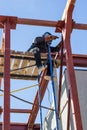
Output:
[29, 47, 54, 76]
[33, 47, 42, 68]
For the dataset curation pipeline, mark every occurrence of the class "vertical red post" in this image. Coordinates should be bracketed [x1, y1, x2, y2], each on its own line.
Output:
[67, 89, 70, 130]
[62, 7, 83, 130]
[2, 19, 10, 130]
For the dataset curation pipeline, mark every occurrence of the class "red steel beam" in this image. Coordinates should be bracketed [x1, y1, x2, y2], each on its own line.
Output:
[62, 0, 76, 20]
[52, 53, 87, 67]
[0, 123, 40, 130]
[0, 108, 32, 114]
[73, 22, 87, 30]
[27, 70, 48, 129]
[10, 109, 32, 113]
[0, 15, 64, 32]
[3, 19, 11, 130]
[0, 16, 17, 29]
[17, 17, 87, 31]
[0, 15, 87, 31]
[62, 3, 83, 130]
[60, 54, 87, 67]
[17, 18, 63, 28]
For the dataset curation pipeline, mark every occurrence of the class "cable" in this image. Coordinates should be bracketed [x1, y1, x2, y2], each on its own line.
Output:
[10, 64, 36, 72]
[0, 83, 39, 96]
[0, 88, 55, 111]
[48, 43, 59, 130]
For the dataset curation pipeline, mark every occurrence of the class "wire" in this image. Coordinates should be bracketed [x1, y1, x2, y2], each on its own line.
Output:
[0, 83, 39, 96]
[0, 88, 55, 112]
[10, 64, 36, 72]
[59, 100, 68, 118]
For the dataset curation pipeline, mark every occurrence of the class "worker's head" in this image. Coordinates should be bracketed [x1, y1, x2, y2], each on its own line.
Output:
[42, 32, 52, 44]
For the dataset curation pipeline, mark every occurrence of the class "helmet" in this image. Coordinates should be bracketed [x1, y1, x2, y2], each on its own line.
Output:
[42, 32, 52, 38]
[42, 32, 52, 44]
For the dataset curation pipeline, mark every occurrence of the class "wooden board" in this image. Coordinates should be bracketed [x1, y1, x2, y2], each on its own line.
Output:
[11, 59, 21, 74]
[0, 50, 47, 80]
[18, 59, 29, 75]
[0, 57, 4, 72]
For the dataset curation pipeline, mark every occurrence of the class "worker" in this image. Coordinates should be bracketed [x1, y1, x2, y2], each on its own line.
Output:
[27, 32, 62, 80]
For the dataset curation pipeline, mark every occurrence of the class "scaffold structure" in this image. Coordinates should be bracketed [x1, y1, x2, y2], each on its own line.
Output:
[0, 0, 87, 130]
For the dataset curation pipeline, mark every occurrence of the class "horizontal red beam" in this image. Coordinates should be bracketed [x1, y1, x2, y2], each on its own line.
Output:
[62, 54, 87, 67]
[10, 109, 32, 113]
[0, 108, 32, 114]
[0, 123, 40, 130]
[51, 53, 87, 67]
[0, 15, 87, 31]
[73, 22, 87, 30]
[17, 18, 59, 27]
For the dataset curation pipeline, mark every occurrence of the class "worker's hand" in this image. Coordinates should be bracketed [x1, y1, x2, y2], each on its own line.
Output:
[45, 35, 59, 42]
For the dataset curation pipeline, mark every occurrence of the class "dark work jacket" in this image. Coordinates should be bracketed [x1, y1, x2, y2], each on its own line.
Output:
[27, 36, 60, 53]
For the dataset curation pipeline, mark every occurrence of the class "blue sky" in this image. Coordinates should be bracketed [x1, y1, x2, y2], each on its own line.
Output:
[0, 0, 87, 54]
[0, 0, 87, 124]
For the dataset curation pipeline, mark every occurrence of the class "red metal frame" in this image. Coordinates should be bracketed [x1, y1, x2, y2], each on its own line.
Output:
[0, 0, 87, 129]
[62, 54, 87, 67]
[3, 19, 11, 130]
[0, 123, 40, 130]
[27, 70, 48, 129]
[62, 1, 83, 129]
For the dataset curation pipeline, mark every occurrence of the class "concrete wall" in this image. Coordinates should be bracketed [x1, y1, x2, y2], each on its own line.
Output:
[43, 69, 87, 130]
[60, 69, 87, 130]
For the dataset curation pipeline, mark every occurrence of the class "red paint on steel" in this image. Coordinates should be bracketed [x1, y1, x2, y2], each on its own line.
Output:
[61, 54, 87, 67]
[62, 4, 83, 130]
[0, 123, 40, 130]
[3, 20, 10, 130]
[0, 16, 17, 29]
[27, 70, 48, 128]
[0, 108, 32, 113]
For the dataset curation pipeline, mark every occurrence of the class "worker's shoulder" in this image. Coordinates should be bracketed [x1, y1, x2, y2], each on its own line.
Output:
[34, 36, 45, 43]
[35, 36, 44, 40]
